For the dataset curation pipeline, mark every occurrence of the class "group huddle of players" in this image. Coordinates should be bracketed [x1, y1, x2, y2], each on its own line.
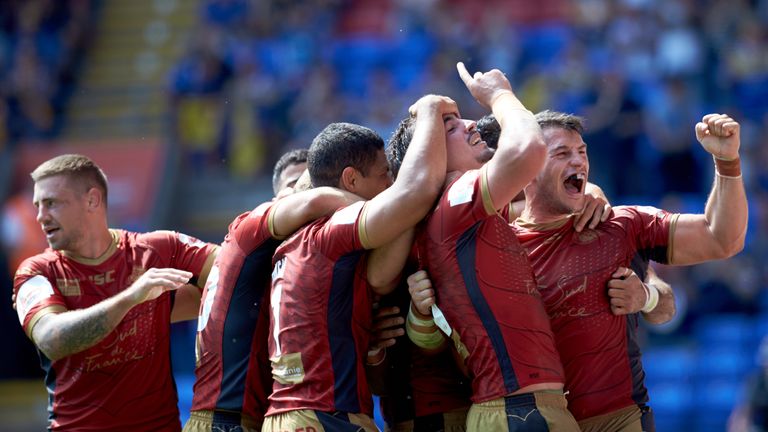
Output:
[13, 63, 747, 432]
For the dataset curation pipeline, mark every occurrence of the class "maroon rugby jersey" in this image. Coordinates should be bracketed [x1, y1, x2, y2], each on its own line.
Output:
[267, 200, 374, 416]
[192, 201, 282, 422]
[422, 168, 564, 403]
[14, 229, 216, 431]
[514, 205, 677, 420]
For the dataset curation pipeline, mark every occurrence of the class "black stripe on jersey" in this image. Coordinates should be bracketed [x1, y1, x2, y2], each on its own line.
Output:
[328, 251, 365, 413]
[456, 223, 520, 393]
[41, 354, 56, 430]
[216, 238, 280, 411]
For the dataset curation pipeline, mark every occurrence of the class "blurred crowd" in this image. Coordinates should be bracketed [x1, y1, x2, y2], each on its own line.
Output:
[0, 0, 94, 148]
[166, 0, 768, 337]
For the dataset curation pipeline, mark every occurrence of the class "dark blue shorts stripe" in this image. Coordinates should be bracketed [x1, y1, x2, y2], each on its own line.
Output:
[315, 411, 366, 432]
[505, 393, 549, 432]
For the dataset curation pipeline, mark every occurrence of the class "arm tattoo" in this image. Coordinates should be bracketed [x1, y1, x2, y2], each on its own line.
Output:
[36, 308, 120, 360]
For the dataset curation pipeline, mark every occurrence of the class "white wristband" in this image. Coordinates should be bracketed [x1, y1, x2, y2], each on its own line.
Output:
[642, 283, 660, 313]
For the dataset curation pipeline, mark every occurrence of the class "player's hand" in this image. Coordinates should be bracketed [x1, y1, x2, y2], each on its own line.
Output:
[607, 267, 645, 315]
[292, 169, 312, 193]
[275, 186, 294, 200]
[369, 306, 405, 352]
[127, 268, 192, 305]
[408, 94, 458, 120]
[11, 292, 16, 311]
[695, 113, 740, 160]
[407, 270, 435, 316]
[456, 62, 513, 110]
[574, 183, 612, 232]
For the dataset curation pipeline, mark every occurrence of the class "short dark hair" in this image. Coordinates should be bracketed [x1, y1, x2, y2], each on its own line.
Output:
[385, 116, 417, 180]
[476, 114, 500, 149]
[534, 110, 585, 135]
[30, 154, 109, 206]
[272, 148, 308, 195]
[308, 122, 385, 187]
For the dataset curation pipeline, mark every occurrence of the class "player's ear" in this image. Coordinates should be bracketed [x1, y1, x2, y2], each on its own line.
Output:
[340, 166, 359, 192]
[85, 187, 102, 210]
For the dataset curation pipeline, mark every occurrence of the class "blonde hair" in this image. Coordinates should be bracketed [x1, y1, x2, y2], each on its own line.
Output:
[31, 154, 109, 206]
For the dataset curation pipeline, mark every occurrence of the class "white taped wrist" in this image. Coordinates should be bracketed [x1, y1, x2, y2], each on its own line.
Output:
[642, 283, 660, 313]
[408, 303, 434, 327]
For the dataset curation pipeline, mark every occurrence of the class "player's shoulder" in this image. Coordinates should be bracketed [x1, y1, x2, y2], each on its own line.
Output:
[132, 229, 207, 250]
[240, 200, 276, 228]
[15, 250, 57, 279]
[445, 169, 480, 200]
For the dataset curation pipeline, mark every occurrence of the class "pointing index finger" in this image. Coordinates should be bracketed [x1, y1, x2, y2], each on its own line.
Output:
[456, 62, 472, 85]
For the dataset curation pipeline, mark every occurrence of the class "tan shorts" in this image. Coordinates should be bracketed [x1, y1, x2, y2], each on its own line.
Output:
[578, 405, 643, 432]
[466, 391, 580, 432]
[182, 410, 261, 432]
[262, 409, 379, 432]
[387, 407, 468, 432]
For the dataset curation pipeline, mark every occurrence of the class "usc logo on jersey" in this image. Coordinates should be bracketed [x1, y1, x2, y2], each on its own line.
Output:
[88, 270, 115, 285]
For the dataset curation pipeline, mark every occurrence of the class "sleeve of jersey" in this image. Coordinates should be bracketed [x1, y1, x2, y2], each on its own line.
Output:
[13, 257, 66, 338]
[148, 230, 218, 284]
[432, 169, 496, 241]
[315, 200, 366, 254]
[621, 205, 680, 265]
[233, 201, 275, 246]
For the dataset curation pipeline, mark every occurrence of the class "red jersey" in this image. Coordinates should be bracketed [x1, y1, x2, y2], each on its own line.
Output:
[514, 205, 677, 420]
[267, 201, 374, 416]
[13, 229, 216, 431]
[422, 168, 564, 403]
[192, 201, 282, 422]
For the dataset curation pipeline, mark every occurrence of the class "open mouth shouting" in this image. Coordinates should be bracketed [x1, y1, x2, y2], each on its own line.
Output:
[563, 173, 585, 195]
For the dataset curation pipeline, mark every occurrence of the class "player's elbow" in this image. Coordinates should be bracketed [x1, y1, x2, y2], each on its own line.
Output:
[643, 306, 675, 325]
[34, 334, 65, 361]
[527, 137, 548, 171]
[396, 180, 442, 219]
[714, 234, 745, 259]
[725, 237, 745, 258]
[497, 135, 547, 178]
[30, 317, 68, 361]
[369, 276, 399, 296]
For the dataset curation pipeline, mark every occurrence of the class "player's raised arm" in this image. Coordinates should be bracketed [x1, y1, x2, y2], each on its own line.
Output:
[670, 114, 748, 265]
[360, 95, 449, 250]
[457, 62, 546, 210]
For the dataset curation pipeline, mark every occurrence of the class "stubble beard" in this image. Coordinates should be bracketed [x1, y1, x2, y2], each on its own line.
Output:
[538, 183, 578, 217]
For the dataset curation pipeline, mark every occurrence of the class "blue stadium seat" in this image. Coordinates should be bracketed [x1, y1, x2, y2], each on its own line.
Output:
[692, 378, 742, 431]
[176, 372, 195, 426]
[696, 346, 755, 379]
[643, 346, 696, 383]
[646, 381, 693, 415]
[693, 314, 755, 349]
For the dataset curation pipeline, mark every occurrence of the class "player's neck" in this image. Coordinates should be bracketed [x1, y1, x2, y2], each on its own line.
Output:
[65, 227, 115, 262]
[520, 202, 570, 225]
[444, 170, 462, 186]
